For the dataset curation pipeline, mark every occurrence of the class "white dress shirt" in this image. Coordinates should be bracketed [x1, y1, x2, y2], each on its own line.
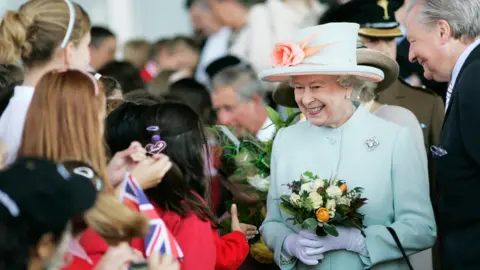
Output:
[0, 86, 35, 165]
[256, 117, 276, 142]
[446, 39, 480, 111]
[195, 27, 232, 86]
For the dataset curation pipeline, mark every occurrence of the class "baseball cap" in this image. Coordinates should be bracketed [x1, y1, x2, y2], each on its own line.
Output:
[0, 157, 97, 236]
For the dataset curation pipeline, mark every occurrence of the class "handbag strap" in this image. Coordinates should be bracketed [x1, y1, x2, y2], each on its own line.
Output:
[387, 227, 414, 270]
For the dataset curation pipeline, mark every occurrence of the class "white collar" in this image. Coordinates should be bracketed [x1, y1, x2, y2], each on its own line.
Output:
[256, 117, 276, 142]
[451, 38, 480, 88]
[13, 85, 35, 99]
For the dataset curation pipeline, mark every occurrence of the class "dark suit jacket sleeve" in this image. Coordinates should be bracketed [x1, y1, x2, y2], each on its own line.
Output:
[431, 95, 445, 147]
[458, 61, 480, 166]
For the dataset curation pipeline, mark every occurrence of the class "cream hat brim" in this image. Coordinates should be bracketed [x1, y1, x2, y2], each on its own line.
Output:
[259, 64, 384, 83]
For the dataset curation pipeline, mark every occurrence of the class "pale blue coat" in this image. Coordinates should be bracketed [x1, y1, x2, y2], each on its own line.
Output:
[260, 104, 436, 270]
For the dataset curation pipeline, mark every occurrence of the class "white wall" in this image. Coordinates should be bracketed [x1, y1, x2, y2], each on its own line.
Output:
[0, 0, 193, 50]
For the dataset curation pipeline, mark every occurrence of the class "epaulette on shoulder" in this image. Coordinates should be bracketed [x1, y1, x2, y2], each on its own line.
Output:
[398, 77, 437, 96]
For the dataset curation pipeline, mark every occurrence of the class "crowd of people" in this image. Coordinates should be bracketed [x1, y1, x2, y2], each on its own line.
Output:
[0, 0, 479, 269]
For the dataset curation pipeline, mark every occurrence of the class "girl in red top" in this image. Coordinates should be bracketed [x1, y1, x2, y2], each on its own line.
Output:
[105, 102, 256, 269]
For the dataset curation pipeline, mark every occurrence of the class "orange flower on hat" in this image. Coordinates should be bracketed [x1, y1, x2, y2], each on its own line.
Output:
[271, 35, 334, 67]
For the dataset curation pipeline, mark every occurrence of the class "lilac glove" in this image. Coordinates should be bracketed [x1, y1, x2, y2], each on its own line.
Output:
[299, 227, 369, 256]
[283, 233, 324, 265]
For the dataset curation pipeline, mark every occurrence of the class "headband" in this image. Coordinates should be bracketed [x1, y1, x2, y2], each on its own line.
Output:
[61, 0, 76, 48]
[0, 190, 19, 217]
[83, 71, 100, 96]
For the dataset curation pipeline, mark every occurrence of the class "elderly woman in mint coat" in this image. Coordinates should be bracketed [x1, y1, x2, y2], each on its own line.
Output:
[259, 23, 436, 270]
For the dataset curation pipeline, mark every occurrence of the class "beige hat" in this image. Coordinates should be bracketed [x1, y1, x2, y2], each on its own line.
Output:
[272, 47, 399, 108]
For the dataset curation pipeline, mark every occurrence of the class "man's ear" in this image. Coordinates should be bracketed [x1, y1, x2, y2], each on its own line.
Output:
[437, 19, 452, 44]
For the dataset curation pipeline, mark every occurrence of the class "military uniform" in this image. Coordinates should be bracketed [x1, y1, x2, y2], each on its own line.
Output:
[377, 78, 444, 200]
[378, 79, 444, 151]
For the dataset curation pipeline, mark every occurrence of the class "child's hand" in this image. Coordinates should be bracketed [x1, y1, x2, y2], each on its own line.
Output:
[230, 204, 259, 239]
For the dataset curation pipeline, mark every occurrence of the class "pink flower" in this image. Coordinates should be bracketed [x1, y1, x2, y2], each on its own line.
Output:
[271, 42, 306, 67]
[270, 35, 335, 68]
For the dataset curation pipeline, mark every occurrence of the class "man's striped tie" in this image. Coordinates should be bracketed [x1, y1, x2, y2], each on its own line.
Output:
[445, 82, 453, 112]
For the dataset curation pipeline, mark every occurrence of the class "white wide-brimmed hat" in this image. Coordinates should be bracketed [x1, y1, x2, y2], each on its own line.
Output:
[259, 23, 385, 82]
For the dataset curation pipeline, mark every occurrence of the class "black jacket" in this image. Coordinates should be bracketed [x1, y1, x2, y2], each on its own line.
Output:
[435, 43, 480, 270]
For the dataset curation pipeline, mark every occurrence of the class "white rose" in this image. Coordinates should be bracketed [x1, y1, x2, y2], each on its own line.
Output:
[336, 197, 351, 206]
[308, 192, 323, 209]
[290, 193, 301, 206]
[247, 174, 270, 192]
[326, 186, 343, 198]
[326, 199, 336, 210]
[314, 179, 325, 190]
[329, 208, 336, 218]
[300, 182, 315, 194]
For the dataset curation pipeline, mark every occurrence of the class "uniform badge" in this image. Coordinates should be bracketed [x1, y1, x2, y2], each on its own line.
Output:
[365, 137, 380, 151]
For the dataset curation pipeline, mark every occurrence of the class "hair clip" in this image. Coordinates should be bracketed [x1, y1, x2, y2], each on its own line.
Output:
[145, 126, 167, 155]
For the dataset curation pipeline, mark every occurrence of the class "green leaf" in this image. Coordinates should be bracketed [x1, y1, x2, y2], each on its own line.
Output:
[280, 195, 291, 203]
[285, 111, 302, 125]
[303, 171, 314, 179]
[301, 218, 318, 230]
[279, 203, 297, 216]
[266, 106, 282, 126]
[322, 223, 339, 237]
[285, 107, 295, 118]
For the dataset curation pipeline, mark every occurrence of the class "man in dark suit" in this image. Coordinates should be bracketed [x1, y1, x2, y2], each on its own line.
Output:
[406, 0, 480, 269]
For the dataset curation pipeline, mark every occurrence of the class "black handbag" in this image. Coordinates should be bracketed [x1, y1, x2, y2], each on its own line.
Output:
[387, 227, 414, 270]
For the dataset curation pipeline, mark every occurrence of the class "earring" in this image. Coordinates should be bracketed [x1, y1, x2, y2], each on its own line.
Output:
[345, 89, 351, 99]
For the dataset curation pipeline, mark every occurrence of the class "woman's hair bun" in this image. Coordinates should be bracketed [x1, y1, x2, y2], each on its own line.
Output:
[0, 10, 34, 64]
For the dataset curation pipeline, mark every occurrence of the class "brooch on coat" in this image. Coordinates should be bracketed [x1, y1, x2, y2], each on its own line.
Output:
[365, 137, 379, 151]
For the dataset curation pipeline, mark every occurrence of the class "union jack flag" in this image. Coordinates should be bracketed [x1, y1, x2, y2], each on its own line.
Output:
[120, 175, 184, 260]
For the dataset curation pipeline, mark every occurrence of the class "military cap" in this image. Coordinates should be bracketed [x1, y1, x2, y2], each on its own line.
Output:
[319, 0, 404, 38]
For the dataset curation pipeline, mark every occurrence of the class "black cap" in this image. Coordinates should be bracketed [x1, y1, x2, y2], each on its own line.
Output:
[319, 0, 404, 38]
[205, 55, 244, 82]
[0, 158, 97, 234]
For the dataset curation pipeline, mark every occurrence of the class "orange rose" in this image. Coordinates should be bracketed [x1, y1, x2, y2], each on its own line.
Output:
[339, 184, 347, 193]
[316, 208, 330, 222]
[271, 42, 305, 67]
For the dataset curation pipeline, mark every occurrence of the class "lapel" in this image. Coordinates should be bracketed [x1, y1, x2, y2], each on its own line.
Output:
[444, 44, 480, 120]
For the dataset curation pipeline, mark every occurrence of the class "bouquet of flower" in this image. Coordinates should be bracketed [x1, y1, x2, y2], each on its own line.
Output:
[279, 171, 367, 237]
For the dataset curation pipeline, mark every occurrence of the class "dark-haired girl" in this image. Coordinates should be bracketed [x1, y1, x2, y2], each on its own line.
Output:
[106, 102, 256, 269]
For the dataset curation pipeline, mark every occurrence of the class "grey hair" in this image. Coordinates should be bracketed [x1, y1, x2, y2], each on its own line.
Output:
[190, 0, 210, 9]
[337, 75, 378, 103]
[406, 0, 480, 39]
[211, 64, 267, 102]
